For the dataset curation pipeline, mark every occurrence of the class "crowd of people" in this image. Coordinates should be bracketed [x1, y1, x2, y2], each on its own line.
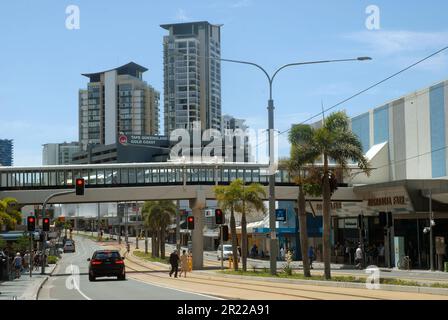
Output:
[1, 250, 47, 280]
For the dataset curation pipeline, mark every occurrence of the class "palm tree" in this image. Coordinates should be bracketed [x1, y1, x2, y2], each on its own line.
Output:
[236, 182, 266, 272]
[214, 179, 244, 271]
[292, 111, 370, 280]
[142, 200, 177, 258]
[285, 124, 321, 277]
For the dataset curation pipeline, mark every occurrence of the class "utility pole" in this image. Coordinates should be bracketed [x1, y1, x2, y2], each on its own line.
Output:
[220, 225, 224, 270]
[429, 190, 435, 271]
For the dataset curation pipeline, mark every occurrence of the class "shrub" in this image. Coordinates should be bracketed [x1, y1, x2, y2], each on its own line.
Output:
[47, 255, 58, 264]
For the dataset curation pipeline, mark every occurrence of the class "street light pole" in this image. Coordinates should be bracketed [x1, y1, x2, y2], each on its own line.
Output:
[173, 50, 371, 275]
[429, 189, 435, 271]
[217, 56, 372, 275]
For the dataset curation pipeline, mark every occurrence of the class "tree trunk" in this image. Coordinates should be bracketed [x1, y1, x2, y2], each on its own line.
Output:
[144, 229, 148, 254]
[229, 207, 239, 271]
[322, 154, 332, 280]
[160, 227, 166, 259]
[298, 184, 311, 277]
[241, 209, 248, 272]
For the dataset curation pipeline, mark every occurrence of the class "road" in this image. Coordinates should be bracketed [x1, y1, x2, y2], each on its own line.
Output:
[38, 236, 216, 300]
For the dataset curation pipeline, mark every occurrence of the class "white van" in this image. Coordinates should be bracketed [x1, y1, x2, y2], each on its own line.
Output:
[217, 244, 240, 261]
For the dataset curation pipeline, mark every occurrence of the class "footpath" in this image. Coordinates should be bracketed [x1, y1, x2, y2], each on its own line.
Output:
[0, 264, 57, 300]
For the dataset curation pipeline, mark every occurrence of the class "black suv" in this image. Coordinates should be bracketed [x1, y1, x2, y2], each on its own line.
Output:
[87, 250, 126, 281]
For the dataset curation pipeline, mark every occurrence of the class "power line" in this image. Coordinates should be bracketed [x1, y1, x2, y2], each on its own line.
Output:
[254, 45, 448, 149]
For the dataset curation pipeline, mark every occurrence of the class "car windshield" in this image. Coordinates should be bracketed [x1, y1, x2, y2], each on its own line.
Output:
[94, 251, 121, 260]
[223, 245, 232, 251]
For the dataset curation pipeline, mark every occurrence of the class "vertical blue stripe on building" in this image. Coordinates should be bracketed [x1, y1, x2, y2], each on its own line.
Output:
[351, 112, 370, 153]
[430, 83, 446, 178]
[373, 104, 389, 145]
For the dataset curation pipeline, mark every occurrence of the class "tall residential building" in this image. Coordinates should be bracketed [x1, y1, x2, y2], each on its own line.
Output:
[161, 21, 222, 135]
[0, 139, 13, 166]
[42, 142, 81, 165]
[222, 114, 252, 162]
[79, 62, 160, 150]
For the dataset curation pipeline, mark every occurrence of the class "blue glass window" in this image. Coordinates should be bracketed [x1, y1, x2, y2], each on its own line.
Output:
[351, 113, 370, 153]
[373, 105, 389, 145]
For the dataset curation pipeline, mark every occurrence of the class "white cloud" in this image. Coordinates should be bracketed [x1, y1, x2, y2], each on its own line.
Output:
[230, 0, 252, 8]
[175, 8, 189, 22]
[343, 30, 448, 56]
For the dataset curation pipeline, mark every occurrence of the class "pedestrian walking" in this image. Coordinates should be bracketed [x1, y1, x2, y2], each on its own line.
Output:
[355, 244, 363, 269]
[280, 247, 285, 261]
[179, 250, 189, 278]
[169, 249, 180, 278]
[308, 246, 315, 269]
[23, 251, 30, 272]
[12, 253, 22, 279]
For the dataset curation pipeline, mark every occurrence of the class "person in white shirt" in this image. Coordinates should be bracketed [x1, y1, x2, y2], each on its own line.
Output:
[355, 245, 363, 269]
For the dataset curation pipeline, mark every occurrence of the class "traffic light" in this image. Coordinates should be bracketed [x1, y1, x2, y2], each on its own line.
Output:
[43, 217, 50, 231]
[75, 178, 85, 195]
[27, 216, 36, 232]
[215, 209, 224, 225]
[187, 216, 194, 230]
[220, 225, 229, 241]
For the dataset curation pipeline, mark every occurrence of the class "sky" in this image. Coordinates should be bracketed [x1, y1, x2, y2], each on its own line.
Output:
[1, 0, 448, 166]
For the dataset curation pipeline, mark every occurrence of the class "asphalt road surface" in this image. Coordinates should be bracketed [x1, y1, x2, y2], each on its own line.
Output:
[38, 236, 216, 300]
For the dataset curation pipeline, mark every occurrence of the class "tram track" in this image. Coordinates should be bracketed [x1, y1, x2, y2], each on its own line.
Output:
[124, 251, 387, 300]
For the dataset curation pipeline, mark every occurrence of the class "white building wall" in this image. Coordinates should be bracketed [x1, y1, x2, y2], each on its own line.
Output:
[404, 94, 420, 179]
[416, 89, 432, 179]
[105, 70, 117, 145]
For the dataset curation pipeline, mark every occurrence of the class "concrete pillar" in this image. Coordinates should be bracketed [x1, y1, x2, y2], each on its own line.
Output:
[189, 188, 206, 270]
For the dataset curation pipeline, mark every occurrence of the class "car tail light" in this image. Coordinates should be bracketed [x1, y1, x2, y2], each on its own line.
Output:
[91, 259, 102, 265]
[115, 260, 124, 264]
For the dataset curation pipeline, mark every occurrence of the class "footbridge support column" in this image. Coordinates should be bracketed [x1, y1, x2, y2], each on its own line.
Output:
[189, 188, 206, 270]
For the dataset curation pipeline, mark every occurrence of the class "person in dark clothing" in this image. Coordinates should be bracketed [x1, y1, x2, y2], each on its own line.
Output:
[169, 250, 180, 278]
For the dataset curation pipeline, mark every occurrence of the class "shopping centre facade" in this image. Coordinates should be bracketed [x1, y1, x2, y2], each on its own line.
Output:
[244, 79, 448, 270]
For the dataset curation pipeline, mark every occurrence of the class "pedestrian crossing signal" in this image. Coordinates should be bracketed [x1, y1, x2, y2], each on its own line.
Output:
[187, 216, 194, 230]
[27, 216, 36, 232]
[75, 178, 85, 195]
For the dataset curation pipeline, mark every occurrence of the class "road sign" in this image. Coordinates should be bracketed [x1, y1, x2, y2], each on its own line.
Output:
[275, 209, 287, 222]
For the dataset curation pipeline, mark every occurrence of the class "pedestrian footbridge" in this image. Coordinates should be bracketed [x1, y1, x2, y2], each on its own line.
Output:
[0, 162, 357, 204]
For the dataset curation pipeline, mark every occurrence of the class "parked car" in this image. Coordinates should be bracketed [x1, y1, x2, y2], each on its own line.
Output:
[63, 240, 75, 253]
[217, 244, 240, 261]
[88, 250, 126, 281]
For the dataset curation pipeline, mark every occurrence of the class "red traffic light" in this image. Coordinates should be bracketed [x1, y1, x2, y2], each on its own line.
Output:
[43, 217, 50, 231]
[215, 209, 224, 224]
[187, 216, 194, 230]
[75, 178, 85, 195]
[27, 216, 36, 231]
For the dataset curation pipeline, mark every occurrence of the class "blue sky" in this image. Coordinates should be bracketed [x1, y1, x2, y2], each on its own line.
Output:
[1, 0, 448, 166]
